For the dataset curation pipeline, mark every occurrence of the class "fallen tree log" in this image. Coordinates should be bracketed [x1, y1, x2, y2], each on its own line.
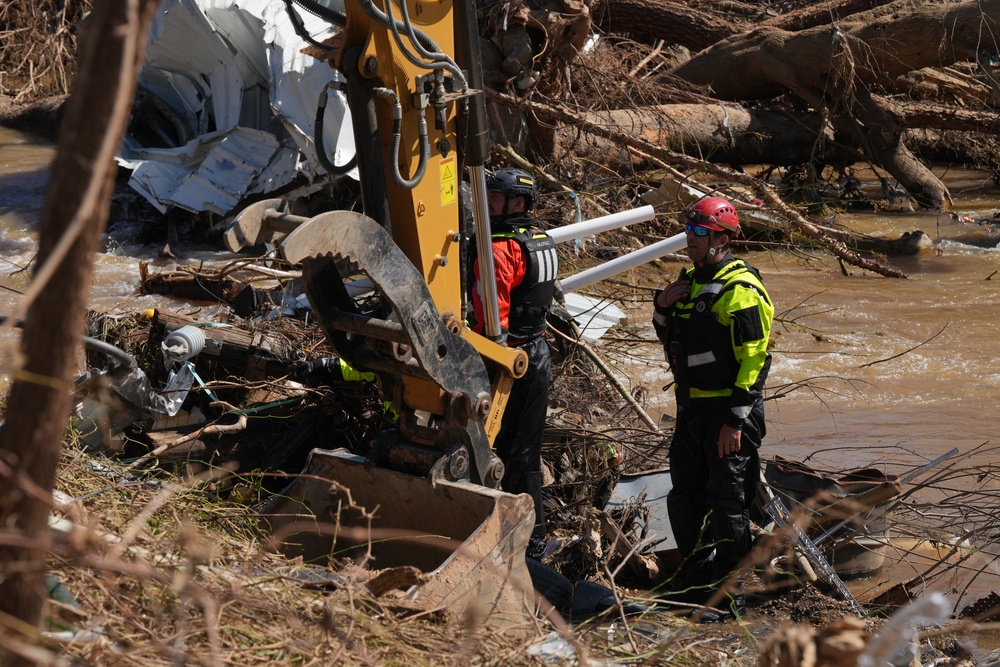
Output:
[669, 0, 1000, 209]
[737, 215, 931, 256]
[589, 0, 898, 51]
[818, 227, 932, 256]
[589, 0, 739, 53]
[148, 308, 299, 380]
[490, 90, 908, 277]
[885, 98, 1000, 135]
[557, 103, 846, 168]
[138, 261, 243, 303]
[760, 0, 895, 31]
[0, 95, 67, 140]
[553, 95, 999, 175]
[673, 1, 997, 98]
[893, 67, 999, 107]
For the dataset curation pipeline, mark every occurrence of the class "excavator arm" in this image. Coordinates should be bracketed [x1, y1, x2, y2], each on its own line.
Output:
[239, 0, 543, 620]
[229, 0, 528, 487]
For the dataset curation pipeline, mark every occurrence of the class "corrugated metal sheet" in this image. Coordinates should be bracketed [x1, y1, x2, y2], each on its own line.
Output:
[170, 128, 280, 213]
[119, 0, 353, 217]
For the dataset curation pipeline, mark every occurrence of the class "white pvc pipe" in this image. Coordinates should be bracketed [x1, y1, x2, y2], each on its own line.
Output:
[547, 205, 656, 244]
[559, 232, 687, 293]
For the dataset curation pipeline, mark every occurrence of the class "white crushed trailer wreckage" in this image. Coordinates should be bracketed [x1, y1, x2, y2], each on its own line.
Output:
[117, 0, 355, 215]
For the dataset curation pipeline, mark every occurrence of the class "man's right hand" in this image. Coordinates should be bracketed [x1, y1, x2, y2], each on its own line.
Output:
[656, 279, 690, 309]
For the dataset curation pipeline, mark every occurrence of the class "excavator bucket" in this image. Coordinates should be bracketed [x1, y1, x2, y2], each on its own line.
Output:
[262, 448, 536, 619]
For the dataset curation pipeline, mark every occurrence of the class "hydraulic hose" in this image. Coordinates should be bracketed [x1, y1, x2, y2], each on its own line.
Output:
[315, 81, 358, 175]
[387, 0, 467, 90]
[0, 315, 137, 374]
[84, 337, 139, 374]
[284, 0, 344, 51]
[287, 0, 347, 30]
[354, 0, 465, 86]
[375, 87, 430, 190]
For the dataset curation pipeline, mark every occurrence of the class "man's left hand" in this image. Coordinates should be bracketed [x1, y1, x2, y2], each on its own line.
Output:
[717, 424, 742, 458]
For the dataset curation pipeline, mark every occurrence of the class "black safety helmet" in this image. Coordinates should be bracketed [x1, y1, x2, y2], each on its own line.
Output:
[486, 168, 537, 211]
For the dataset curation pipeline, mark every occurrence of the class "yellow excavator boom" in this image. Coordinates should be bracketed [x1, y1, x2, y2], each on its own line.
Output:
[233, 0, 540, 620]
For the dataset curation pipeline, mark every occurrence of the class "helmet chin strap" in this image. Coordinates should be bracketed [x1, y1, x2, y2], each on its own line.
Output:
[705, 230, 720, 259]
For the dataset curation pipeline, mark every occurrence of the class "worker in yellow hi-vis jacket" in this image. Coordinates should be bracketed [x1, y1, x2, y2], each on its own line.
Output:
[651, 196, 773, 623]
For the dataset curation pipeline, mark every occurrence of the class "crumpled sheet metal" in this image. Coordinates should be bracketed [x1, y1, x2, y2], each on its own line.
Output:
[119, 0, 355, 215]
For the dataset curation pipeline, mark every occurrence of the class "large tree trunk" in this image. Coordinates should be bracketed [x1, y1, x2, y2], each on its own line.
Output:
[589, 0, 896, 51]
[553, 104, 852, 168]
[590, 0, 739, 52]
[0, 95, 67, 141]
[672, 1, 996, 99]
[0, 0, 158, 656]
[669, 0, 1000, 208]
[546, 96, 999, 188]
[844, 87, 952, 208]
[760, 0, 896, 31]
[889, 98, 1000, 134]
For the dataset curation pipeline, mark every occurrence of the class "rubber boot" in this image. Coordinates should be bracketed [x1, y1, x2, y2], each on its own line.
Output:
[692, 582, 745, 623]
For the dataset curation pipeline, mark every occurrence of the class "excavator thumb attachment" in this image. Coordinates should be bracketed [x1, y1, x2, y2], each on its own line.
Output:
[262, 448, 536, 619]
[279, 210, 504, 487]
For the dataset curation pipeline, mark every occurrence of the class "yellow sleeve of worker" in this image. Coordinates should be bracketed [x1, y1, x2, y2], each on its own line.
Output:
[715, 282, 773, 398]
[337, 358, 376, 383]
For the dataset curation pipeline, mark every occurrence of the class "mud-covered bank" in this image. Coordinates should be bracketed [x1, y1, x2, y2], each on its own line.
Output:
[0, 94, 66, 141]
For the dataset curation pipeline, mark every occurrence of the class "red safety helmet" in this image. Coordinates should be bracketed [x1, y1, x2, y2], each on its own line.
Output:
[685, 196, 739, 234]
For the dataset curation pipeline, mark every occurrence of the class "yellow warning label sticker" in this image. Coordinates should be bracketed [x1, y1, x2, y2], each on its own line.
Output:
[440, 156, 456, 206]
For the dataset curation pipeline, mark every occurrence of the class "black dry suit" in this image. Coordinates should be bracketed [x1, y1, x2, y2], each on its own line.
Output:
[652, 253, 774, 588]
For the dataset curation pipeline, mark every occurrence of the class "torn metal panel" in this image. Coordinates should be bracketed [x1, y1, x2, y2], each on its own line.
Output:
[563, 292, 626, 343]
[126, 127, 280, 214]
[606, 467, 677, 554]
[171, 128, 281, 214]
[119, 0, 353, 216]
[144, 0, 253, 134]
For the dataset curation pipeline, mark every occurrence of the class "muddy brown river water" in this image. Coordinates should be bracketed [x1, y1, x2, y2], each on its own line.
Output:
[4, 126, 1000, 641]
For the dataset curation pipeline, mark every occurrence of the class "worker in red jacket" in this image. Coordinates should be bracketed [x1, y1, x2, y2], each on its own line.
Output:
[471, 169, 558, 558]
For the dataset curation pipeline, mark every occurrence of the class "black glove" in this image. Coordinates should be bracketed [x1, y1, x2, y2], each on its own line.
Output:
[292, 357, 342, 381]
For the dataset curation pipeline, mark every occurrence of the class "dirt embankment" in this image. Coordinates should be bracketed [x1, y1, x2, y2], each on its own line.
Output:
[0, 0, 87, 139]
[0, 95, 67, 141]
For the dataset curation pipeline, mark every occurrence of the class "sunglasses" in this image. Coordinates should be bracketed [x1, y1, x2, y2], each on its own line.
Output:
[685, 223, 711, 237]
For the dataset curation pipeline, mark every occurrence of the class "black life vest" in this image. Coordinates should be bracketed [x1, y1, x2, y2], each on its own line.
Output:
[492, 222, 558, 342]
